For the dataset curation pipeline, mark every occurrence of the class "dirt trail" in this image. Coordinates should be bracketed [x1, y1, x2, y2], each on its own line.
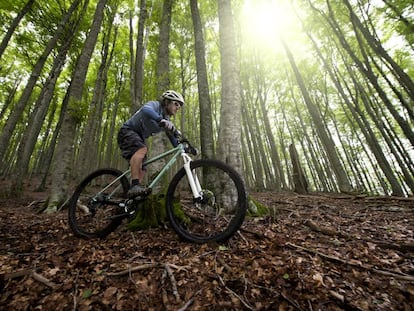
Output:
[1, 192, 413, 310]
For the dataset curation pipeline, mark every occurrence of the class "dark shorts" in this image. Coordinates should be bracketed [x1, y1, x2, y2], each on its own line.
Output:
[117, 127, 146, 160]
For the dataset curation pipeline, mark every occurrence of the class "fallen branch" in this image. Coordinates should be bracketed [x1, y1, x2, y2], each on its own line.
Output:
[286, 242, 414, 282]
[107, 263, 160, 277]
[304, 219, 350, 238]
[217, 275, 254, 310]
[240, 227, 272, 240]
[177, 289, 202, 311]
[177, 297, 195, 311]
[164, 263, 181, 302]
[1, 269, 33, 280]
[1, 269, 57, 289]
[32, 272, 57, 289]
[304, 219, 414, 253]
[107, 262, 188, 277]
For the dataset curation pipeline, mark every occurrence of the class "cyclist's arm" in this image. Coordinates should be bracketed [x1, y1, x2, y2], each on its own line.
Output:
[166, 130, 179, 147]
[141, 105, 163, 122]
[141, 102, 178, 146]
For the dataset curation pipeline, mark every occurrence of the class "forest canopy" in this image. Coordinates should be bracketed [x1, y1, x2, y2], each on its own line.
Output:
[0, 0, 413, 202]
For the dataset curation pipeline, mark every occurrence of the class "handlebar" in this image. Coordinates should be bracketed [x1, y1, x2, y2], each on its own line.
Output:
[159, 121, 198, 156]
[174, 129, 198, 156]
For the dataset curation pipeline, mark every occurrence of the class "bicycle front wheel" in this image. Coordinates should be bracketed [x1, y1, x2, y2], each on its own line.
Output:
[166, 159, 247, 243]
[68, 168, 129, 239]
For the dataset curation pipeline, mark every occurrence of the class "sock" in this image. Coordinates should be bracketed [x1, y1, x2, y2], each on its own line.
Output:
[131, 179, 140, 186]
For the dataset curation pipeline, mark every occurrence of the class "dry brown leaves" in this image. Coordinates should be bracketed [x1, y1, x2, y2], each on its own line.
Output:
[0, 192, 413, 310]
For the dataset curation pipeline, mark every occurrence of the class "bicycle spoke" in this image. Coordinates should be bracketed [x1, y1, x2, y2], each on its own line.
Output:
[68, 169, 129, 238]
[166, 159, 247, 243]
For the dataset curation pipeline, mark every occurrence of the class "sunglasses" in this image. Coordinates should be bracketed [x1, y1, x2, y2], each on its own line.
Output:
[172, 101, 182, 108]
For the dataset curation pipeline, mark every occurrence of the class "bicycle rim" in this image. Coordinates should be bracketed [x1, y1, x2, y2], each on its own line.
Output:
[166, 159, 247, 243]
[68, 168, 129, 238]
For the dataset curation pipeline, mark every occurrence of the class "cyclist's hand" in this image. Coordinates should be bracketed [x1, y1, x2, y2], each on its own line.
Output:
[159, 119, 175, 131]
[185, 145, 198, 156]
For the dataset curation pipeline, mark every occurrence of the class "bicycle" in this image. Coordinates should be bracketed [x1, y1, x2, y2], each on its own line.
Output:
[68, 129, 247, 243]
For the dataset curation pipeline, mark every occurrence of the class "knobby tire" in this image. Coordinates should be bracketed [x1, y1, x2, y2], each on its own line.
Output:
[166, 159, 247, 243]
[68, 168, 129, 239]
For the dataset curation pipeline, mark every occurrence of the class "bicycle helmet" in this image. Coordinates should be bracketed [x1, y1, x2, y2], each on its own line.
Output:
[162, 90, 184, 106]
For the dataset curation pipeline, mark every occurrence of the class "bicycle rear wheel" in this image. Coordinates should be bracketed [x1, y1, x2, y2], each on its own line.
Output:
[68, 168, 129, 238]
[166, 159, 247, 243]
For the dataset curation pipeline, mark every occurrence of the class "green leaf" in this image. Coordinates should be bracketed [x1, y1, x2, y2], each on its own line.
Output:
[82, 289, 92, 299]
[282, 273, 290, 280]
[218, 245, 229, 251]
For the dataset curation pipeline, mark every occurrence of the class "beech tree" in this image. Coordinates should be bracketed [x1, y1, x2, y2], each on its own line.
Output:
[1, 0, 413, 201]
[46, 0, 107, 212]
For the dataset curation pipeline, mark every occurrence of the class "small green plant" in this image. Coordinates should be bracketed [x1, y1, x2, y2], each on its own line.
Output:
[247, 196, 270, 216]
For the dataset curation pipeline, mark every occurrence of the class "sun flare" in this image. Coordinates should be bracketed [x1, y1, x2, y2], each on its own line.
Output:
[241, 0, 298, 49]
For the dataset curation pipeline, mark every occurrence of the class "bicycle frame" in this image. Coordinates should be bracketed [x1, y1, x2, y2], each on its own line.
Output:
[99, 143, 202, 201]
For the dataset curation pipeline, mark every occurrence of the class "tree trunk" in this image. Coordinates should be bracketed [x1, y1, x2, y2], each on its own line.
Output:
[105, 65, 125, 168]
[78, 8, 117, 176]
[190, 0, 214, 159]
[13, 42, 69, 189]
[0, 0, 81, 168]
[0, 0, 35, 59]
[289, 144, 308, 194]
[322, 0, 414, 148]
[342, 0, 414, 103]
[134, 0, 147, 111]
[340, 61, 405, 196]
[282, 39, 353, 193]
[217, 0, 242, 174]
[46, 0, 107, 212]
[242, 104, 264, 191]
[147, 0, 173, 192]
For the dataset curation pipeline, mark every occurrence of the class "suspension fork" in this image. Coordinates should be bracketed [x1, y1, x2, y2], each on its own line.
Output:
[182, 153, 202, 199]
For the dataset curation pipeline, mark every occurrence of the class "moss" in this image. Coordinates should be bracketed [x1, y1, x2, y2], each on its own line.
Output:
[247, 196, 270, 217]
[127, 193, 167, 231]
[127, 194, 193, 231]
[172, 199, 191, 225]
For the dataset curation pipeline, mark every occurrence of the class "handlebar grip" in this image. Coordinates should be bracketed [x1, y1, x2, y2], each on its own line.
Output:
[185, 146, 198, 156]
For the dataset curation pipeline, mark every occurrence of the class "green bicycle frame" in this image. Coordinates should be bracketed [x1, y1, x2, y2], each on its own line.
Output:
[144, 143, 202, 199]
[144, 144, 183, 188]
[97, 142, 202, 201]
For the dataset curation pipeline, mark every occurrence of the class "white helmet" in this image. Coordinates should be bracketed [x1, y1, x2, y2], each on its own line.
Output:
[162, 90, 184, 106]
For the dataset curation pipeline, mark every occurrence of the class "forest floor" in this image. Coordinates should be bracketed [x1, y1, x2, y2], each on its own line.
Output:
[0, 188, 414, 311]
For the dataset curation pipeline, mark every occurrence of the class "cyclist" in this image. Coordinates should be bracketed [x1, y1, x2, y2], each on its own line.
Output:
[117, 90, 184, 198]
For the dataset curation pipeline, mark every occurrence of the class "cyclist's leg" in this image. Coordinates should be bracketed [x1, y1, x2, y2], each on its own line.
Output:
[117, 128, 150, 197]
[130, 147, 147, 182]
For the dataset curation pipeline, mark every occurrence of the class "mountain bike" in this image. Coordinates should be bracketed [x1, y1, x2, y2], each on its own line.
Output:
[68, 130, 247, 243]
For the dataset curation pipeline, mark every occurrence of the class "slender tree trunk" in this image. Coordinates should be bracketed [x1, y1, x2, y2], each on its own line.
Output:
[289, 144, 308, 194]
[0, 0, 81, 168]
[148, 0, 173, 191]
[46, 0, 107, 212]
[13, 42, 69, 188]
[0, 79, 20, 132]
[342, 0, 414, 102]
[106, 65, 125, 167]
[78, 9, 117, 175]
[242, 104, 264, 190]
[339, 59, 405, 196]
[319, 0, 414, 147]
[0, 0, 35, 59]
[190, 0, 214, 159]
[128, 11, 136, 110]
[156, 0, 172, 94]
[134, 0, 147, 111]
[258, 91, 284, 190]
[282, 39, 352, 193]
